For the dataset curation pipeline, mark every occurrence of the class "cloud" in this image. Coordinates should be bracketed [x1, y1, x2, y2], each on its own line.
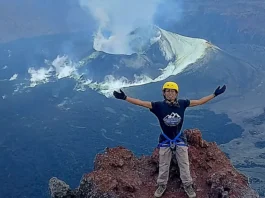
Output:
[27, 55, 78, 87]
[2, 65, 8, 70]
[9, 74, 18, 81]
[51, 55, 78, 79]
[28, 67, 53, 87]
[79, 0, 183, 55]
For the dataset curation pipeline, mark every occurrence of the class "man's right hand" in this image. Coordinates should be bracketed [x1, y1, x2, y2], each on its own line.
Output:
[113, 90, 152, 108]
[113, 89, 127, 100]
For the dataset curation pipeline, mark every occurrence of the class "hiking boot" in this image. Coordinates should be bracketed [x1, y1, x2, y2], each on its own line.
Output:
[184, 184, 196, 198]
[154, 184, 167, 197]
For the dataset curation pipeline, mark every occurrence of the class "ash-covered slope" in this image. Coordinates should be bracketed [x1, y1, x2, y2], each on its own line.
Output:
[0, 26, 212, 97]
[74, 26, 215, 96]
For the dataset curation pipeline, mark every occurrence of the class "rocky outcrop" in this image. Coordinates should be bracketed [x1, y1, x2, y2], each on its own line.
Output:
[49, 129, 259, 198]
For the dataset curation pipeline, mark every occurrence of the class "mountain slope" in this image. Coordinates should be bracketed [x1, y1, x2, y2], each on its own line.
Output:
[0, 26, 212, 97]
[75, 26, 214, 96]
[1, 0, 265, 47]
[162, 0, 265, 46]
[0, 0, 94, 43]
[1, 26, 265, 197]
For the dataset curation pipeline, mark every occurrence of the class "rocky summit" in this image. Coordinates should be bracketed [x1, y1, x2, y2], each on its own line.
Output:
[48, 129, 259, 198]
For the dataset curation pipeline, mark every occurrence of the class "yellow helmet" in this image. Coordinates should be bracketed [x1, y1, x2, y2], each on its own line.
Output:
[162, 81, 179, 92]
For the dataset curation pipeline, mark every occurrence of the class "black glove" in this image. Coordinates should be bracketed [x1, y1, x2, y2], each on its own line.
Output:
[113, 89, 127, 100]
[214, 85, 226, 97]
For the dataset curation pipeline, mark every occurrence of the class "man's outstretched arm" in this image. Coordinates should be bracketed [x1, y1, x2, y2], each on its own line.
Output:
[126, 96, 152, 108]
[189, 85, 226, 107]
[189, 94, 215, 107]
[113, 89, 152, 109]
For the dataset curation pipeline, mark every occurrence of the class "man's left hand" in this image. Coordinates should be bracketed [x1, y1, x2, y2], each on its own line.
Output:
[214, 85, 226, 97]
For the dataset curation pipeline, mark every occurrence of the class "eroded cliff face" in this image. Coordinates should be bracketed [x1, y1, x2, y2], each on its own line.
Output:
[49, 129, 259, 198]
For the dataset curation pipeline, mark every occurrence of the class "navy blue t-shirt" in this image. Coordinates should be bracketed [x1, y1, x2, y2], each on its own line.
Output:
[150, 99, 190, 143]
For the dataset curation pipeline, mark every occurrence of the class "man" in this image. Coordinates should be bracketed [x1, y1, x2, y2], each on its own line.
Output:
[113, 82, 226, 198]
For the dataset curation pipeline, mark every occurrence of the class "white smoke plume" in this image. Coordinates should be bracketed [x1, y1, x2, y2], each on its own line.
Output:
[79, 0, 183, 55]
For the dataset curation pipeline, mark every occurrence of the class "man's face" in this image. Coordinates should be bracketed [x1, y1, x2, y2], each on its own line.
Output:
[163, 89, 178, 101]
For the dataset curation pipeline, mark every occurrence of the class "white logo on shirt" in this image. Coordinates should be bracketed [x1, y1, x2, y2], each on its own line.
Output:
[163, 112, 181, 126]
